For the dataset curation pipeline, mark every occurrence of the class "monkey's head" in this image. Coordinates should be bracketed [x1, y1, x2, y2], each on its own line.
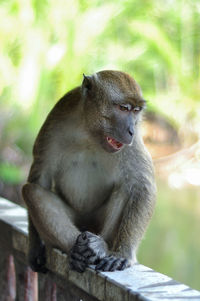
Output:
[82, 70, 146, 153]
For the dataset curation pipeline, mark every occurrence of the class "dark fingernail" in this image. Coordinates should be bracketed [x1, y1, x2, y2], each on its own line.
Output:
[82, 233, 86, 239]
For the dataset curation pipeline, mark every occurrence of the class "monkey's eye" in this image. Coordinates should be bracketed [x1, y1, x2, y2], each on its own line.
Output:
[133, 106, 142, 113]
[119, 104, 132, 112]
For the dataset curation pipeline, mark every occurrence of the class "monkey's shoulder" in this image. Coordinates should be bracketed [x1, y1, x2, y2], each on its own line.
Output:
[122, 142, 155, 182]
[51, 87, 81, 115]
[32, 87, 81, 154]
[42, 87, 81, 128]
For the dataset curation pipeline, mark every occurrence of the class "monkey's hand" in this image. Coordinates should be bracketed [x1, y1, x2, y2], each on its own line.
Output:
[69, 231, 108, 273]
[28, 242, 47, 273]
[95, 255, 130, 272]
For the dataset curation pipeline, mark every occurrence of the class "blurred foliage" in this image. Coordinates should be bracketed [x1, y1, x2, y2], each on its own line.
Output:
[0, 162, 24, 184]
[0, 0, 200, 154]
[0, 0, 200, 290]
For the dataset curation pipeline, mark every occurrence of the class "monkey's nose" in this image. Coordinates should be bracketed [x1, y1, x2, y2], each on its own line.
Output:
[128, 126, 134, 137]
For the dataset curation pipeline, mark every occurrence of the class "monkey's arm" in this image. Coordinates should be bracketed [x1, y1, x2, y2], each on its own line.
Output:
[22, 183, 81, 271]
[23, 183, 80, 250]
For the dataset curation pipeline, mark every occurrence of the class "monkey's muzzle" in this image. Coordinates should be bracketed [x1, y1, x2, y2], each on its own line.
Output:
[106, 137, 124, 151]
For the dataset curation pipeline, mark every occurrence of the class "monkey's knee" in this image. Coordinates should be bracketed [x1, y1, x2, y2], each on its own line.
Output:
[22, 183, 44, 207]
[23, 182, 37, 196]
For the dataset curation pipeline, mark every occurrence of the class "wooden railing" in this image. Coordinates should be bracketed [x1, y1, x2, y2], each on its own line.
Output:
[0, 196, 200, 301]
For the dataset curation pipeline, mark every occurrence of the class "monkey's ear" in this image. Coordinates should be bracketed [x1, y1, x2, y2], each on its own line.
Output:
[82, 74, 93, 94]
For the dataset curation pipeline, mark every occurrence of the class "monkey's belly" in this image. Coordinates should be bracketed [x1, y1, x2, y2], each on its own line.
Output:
[55, 164, 113, 214]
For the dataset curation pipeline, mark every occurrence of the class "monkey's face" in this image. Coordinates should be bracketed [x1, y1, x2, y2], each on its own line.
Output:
[82, 71, 146, 153]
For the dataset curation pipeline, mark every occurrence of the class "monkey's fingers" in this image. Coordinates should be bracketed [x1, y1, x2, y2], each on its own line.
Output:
[87, 254, 100, 264]
[110, 258, 129, 271]
[70, 252, 87, 263]
[70, 259, 87, 273]
[70, 245, 95, 273]
[82, 248, 96, 258]
[74, 248, 98, 265]
[69, 251, 88, 273]
[95, 256, 129, 272]
[95, 256, 116, 272]
[73, 244, 88, 254]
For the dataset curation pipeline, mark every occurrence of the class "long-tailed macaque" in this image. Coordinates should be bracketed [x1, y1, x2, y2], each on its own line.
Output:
[22, 70, 156, 273]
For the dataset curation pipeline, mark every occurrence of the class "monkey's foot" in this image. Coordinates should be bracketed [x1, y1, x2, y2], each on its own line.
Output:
[28, 243, 47, 273]
[69, 231, 108, 273]
[95, 255, 130, 272]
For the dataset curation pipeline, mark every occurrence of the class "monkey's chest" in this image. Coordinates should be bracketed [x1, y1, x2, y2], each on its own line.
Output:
[55, 154, 114, 213]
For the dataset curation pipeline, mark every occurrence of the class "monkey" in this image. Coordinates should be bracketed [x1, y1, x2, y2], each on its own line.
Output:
[22, 70, 156, 273]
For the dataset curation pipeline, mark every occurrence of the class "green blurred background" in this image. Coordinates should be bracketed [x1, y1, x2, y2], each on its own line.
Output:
[0, 0, 200, 290]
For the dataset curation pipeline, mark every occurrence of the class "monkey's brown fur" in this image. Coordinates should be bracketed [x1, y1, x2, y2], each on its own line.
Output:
[22, 70, 156, 273]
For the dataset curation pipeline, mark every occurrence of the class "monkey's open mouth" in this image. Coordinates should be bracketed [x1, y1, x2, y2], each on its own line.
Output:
[106, 137, 123, 150]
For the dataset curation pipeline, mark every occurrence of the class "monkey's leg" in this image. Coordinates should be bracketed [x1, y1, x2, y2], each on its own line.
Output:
[23, 183, 80, 250]
[28, 215, 47, 272]
[97, 187, 155, 272]
[23, 183, 89, 271]
[95, 187, 131, 272]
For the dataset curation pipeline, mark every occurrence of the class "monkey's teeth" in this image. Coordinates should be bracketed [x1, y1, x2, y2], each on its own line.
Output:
[107, 137, 123, 150]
